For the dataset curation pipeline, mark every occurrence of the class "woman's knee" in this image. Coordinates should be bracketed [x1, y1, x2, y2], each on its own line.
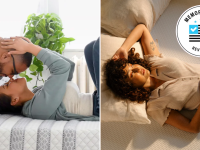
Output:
[84, 41, 95, 56]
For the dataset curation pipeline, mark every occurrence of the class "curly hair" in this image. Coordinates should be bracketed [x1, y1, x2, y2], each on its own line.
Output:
[105, 48, 152, 102]
[0, 93, 23, 114]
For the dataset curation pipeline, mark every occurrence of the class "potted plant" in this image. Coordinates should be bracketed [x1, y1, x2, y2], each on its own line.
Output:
[20, 13, 75, 88]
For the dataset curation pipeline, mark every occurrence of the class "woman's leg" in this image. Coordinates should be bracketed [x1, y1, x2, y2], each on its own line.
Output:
[84, 41, 96, 85]
[84, 38, 99, 116]
[92, 38, 99, 116]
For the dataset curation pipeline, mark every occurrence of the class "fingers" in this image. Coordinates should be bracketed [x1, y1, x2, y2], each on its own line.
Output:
[112, 55, 118, 59]
[1, 41, 14, 45]
[8, 51, 22, 55]
[11, 36, 31, 43]
[1, 45, 14, 49]
[1, 39, 15, 50]
[2, 38, 15, 42]
[112, 55, 119, 61]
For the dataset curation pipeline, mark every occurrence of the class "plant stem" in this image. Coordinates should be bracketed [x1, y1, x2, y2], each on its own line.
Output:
[36, 72, 40, 86]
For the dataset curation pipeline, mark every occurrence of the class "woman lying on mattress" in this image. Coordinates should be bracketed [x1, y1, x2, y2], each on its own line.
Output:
[105, 24, 200, 133]
[0, 37, 99, 121]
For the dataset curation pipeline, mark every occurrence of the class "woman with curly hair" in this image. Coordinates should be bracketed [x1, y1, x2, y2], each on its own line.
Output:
[105, 24, 200, 133]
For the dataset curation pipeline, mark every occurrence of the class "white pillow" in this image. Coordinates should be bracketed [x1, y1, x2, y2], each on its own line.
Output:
[101, 0, 171, 37]
[101, 34, 151, 124]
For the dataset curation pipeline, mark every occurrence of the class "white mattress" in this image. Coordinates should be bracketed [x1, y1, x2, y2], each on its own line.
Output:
[101, 0, 200, 149]
[0, 114, 99, 150]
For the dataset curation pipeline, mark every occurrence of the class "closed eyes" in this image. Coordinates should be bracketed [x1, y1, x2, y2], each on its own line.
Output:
[132, 68, 139, 73]
[130, 68, 139, 77]
[3, 82, 9, 89]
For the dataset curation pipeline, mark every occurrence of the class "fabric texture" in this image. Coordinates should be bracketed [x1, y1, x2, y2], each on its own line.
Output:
[101, 0, 171, 37]
[22, 48, 99, 121]
[84, 38, 100, 117]
[145, 54, 200, 126]
[101, 34, 150, 124]
[63, 81, 93, 116]
[0, 114, 99, 150]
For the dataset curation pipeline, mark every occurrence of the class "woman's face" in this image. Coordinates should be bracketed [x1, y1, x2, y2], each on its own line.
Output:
[123, 63, 150, 88]
[0, 78, 28, 97]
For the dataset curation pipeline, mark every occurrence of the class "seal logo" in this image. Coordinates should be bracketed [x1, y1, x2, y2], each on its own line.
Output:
[176, 5, 200, 57]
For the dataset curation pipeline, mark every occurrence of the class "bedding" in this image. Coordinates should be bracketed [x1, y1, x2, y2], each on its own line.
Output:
[101, 0, 171, 37]
[0, 114, 99, 150]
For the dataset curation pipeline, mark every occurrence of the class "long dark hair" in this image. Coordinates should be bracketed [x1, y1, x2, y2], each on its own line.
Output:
[104, 48, 151, 102]
[0, 93, 23, 114]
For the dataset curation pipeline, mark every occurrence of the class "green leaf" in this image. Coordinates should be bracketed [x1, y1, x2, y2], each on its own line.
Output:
[60, 44, 66, 54]
[37, 65, 44, 72]
[41, 18, 46, 27]
[35, 28, 41, 34]
[33, 57, 42, 66]
[52, 42, 59, 50]
[28, 26, 35, 31]
[41, 28, 47, 35]
[36, 25, 43, 33]
[19, 73, 26, 77]
[27, 13, 35, 20]
[41, 43, 45, 48]
[31, 36, 36, 44]
[49, 36, 57, 41]
[54, 30, 61, 36]
[32, 20, 38, 26]
[24, 25, 26, 34]
[48, 43, 54, 50]
[29, 64, 38, 72]
[45, 13, 51, 18]
[56, 42, 62, 52]
[49, 28, 54, 33]
[30, 72, 37, 76]
[34, 39, 40, 45]
[43, 40, 50, 47]
[58, 32, 64, 38]
[38, 14, 44, 19]
[47, 16, 53, 23]
[33, 86, 37, 89]
[25, 30, 34, 39]
[59, 37, 75, 43]
[40, 71, 42, 77]
[25, 75, 32, 82]
[43, 33, 49, 39]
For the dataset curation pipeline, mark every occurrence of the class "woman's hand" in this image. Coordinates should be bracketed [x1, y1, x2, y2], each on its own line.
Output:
[15, 36, 32, 44]
[1, 37, 31, 55]
[112, 48, 128, 60]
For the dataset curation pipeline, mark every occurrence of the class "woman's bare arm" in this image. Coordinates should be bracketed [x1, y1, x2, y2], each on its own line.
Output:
[140, 26, 160, 56]
[112, 24, 160, 60]
[165, 107, 200, 133]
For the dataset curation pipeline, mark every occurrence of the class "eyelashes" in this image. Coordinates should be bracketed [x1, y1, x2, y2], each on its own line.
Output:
[130, 68, 139, 78]
[132, 68, 139, 73]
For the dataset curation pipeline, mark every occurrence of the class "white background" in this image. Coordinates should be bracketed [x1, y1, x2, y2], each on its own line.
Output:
[0, 0, 100, 50]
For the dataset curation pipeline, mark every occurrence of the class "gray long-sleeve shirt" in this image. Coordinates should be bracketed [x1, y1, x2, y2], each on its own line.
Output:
[22, 48, 99, 121]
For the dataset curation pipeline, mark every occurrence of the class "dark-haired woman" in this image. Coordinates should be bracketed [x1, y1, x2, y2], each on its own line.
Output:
[105, 24, 200, 133]
[0, 37, 99, 121]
